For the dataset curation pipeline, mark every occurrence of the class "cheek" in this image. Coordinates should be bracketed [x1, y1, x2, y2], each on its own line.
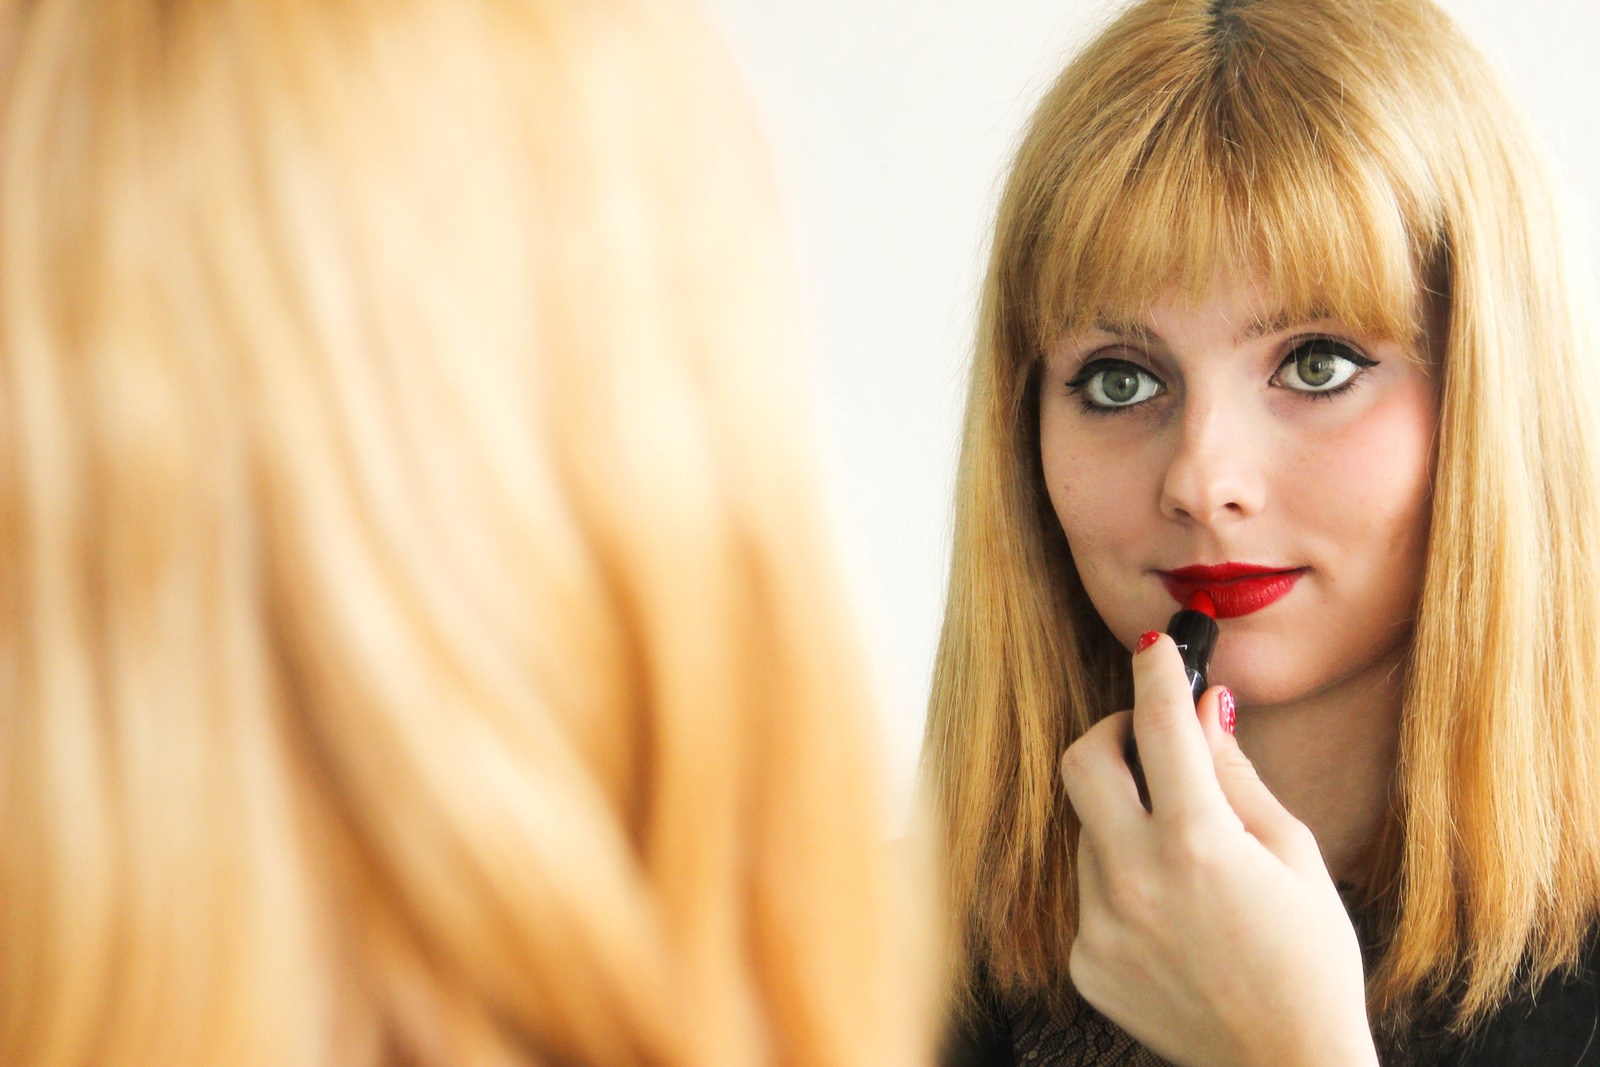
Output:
[1040, 422, 1160, 575]
[1293, 383, 1436, 566]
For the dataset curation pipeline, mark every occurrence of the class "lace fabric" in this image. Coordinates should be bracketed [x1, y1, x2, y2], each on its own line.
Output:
[979, 894, 1600, 1065]
[1006, 992, 1171, 1067]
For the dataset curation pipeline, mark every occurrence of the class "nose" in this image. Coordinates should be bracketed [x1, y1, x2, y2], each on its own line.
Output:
[1158, 398, 1265, 526]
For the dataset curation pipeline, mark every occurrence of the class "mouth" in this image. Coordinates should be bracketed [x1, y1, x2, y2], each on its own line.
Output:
[1157, 562, 1308, 619]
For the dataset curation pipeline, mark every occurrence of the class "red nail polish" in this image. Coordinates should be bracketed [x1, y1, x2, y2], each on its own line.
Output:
[1218, 687, 1236, 735]
[1135, 631, 1161, 653]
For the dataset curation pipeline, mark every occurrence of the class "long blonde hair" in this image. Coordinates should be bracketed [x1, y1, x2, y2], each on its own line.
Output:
[926, 0, 1600, 1038]
[0, 1, 934, 1064]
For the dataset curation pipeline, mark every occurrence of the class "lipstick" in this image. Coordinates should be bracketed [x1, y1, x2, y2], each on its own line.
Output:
[1158, 563, 1305, 619]
[1124, 591, 1220, 808]
[1167, 590, 1219, 703]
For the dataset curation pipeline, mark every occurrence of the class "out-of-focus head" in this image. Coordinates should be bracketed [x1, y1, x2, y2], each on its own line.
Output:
[0, 2, 933, 1065]
[931, 0, 1600, 1034]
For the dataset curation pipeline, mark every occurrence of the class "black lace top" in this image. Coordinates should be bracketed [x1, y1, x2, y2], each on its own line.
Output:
[942, 931, 1600, 1067]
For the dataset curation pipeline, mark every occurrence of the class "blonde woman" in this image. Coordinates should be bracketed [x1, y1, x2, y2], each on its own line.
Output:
[0, 1, 935, 1065]
[928, 0, 1600, 1064]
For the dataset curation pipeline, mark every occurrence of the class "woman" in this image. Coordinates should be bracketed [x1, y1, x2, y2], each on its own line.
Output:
[927, 0, 1600, 1063]
[0, 1, 934, 1065]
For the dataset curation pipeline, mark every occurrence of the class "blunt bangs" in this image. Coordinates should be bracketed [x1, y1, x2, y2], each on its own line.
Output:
[1014, 8, 1448, 356]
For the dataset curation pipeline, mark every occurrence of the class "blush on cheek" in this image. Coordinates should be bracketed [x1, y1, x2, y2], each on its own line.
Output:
[1330, 391, 1436, 524]
[1296, 384, 1436, 597]
[1043, 430, 1175, 643]
[1046, 431, 1164, 534]
[1050, 473, 1133, 568]
[1051, 502, 1154, 645]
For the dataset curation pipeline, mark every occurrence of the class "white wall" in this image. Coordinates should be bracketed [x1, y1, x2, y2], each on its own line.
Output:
[697, 0, 1600, 817]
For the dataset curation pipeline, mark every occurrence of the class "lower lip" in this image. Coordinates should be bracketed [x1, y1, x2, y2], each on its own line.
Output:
[1159, 570, 1306, 619]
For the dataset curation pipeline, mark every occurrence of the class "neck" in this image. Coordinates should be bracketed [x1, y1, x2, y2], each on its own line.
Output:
[1232, 646, 1405, 886]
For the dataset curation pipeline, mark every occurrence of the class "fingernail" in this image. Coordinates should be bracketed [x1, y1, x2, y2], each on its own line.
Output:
[1135, 631, 1161, 654]
[1217, 687, 1236, 735]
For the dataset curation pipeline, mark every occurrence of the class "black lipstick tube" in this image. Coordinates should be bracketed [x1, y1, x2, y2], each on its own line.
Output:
[1167, 591, 1219, 703]
[1123, 592, 1219, 806]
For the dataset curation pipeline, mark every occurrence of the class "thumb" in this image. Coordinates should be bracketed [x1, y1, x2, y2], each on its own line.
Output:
[1199, 687, 1325, 872]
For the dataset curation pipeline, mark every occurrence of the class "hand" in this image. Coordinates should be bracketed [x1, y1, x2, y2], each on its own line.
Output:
[1060, 634, 1379, 1067]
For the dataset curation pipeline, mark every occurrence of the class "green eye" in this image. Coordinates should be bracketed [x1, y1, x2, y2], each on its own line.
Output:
[1101, 367, 1144, 403]
[1276, 339, 1374, 393]
[1297, 348, 1339, 387]
[1068, 360, 1162, 409]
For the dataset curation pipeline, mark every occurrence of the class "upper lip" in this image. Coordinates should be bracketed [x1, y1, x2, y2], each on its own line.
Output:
[1159, 562, 1304, 581]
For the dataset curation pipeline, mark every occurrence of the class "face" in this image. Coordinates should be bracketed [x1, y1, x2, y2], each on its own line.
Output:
[1039, 278, 1438, 708]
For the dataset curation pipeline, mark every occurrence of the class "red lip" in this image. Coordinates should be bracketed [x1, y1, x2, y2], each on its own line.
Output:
[1158, 562, 1307, 619]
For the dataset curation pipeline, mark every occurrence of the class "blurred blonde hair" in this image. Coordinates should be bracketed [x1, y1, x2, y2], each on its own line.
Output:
[0, 1, 935, 1064]
[926, 0, 1600, 1039]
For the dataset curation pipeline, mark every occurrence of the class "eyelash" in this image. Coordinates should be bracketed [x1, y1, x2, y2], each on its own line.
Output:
[1062, 337, 1378, 415]
[1063, 358, 1161, 415]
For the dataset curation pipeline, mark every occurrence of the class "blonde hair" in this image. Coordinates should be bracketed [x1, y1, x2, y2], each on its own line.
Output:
[926, 0, 1600, 1039]
[0, 1, 935, 1064]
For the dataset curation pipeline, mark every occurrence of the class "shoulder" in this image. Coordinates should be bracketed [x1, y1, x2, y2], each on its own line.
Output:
[936, 973, 1164, 1067]
[1448, 933, 1600, 1067]
[939, 973, 1014, 1067]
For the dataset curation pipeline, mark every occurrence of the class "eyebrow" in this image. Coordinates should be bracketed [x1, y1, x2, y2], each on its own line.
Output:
[1091, 316, 1159, 342]
[1091, 308, 1338, 346]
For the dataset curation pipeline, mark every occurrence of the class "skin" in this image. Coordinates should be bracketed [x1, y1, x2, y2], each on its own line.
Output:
[1064, 647, 1380, 1066]
[1044, 278, 1439, 1065]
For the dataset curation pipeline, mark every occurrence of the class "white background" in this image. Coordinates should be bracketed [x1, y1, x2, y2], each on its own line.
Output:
[696, 0, 1600, 817]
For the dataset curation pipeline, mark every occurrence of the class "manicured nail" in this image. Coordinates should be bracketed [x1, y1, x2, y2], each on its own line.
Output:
[1135, 631, 1161, 653]
[1217, 687, 1236, 735]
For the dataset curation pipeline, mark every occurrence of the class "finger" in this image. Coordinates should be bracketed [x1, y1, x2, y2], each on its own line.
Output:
[1130, 635, 1227, 819]
[1061, 710, 1146, 842]
[1195, 683, 1235, 757]
[1197, 690, 1325, 870]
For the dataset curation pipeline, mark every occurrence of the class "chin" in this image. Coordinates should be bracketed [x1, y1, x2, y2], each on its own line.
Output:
[1208, 644, 1318, 708]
